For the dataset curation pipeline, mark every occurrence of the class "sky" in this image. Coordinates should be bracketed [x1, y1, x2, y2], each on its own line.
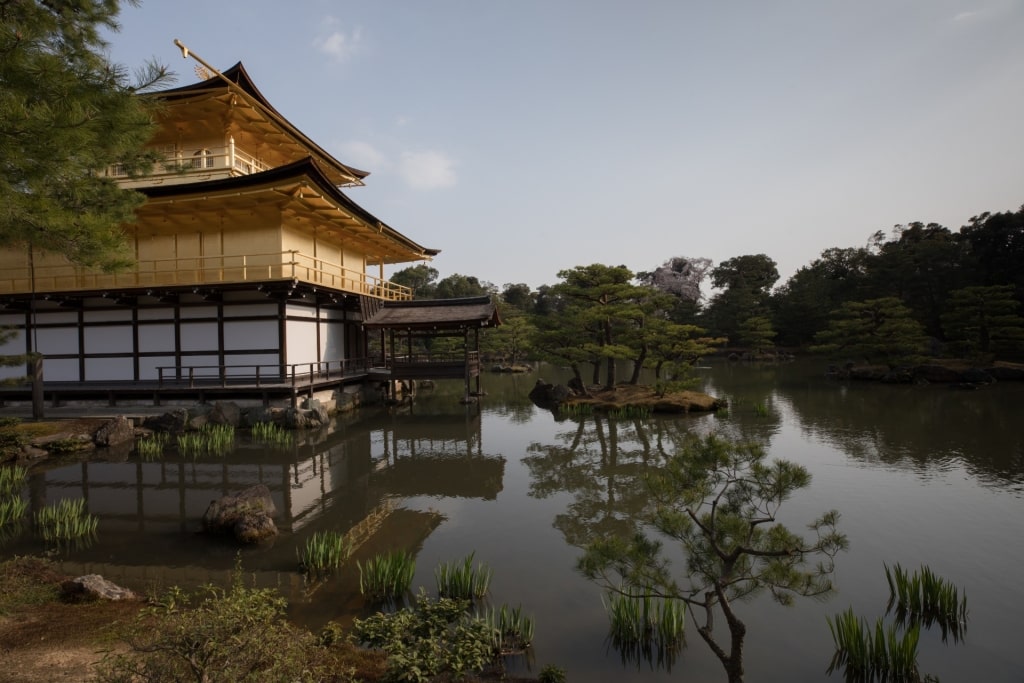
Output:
[104, 0, 1024, 293]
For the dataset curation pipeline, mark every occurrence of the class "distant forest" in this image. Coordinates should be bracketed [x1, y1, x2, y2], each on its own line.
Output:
[392, 203, 1024, 375]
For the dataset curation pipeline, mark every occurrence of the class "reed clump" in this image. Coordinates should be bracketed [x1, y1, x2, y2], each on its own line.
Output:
[34, 497, 98, 543]
[358, 549, 416, 604]
[606, 405, 652, 419]
[827, 607, 921, 680]
[0, 496, 28, 527]
[297, 530, 351, 576]
[177, 424, 235, 459]
[480, 603, 535, 655]
[435, 552, 493, 601]
[885, 562, 968, 641]
[604, 587, 686, 668]
[251, 421, 293, 448]
[557, 402, 593, 418]
[136, 431, 170, 460]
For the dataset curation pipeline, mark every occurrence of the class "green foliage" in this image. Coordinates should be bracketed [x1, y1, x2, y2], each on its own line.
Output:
[435, 552, 493, 601]
[941, 284, 1024, 360]
[885, 563, 968, 642]
[0, 496, 28, 528]
[251, 421, 293, 448]
[135, 431, 170, 460]
[34, 498, 98, 543]
[479, 603, 535, 654]
[0, 0, 174, 270]
[351, 590, 496, 683]
[538, 664, 568, 683]
[297, 530, 351, 575]
[359, 550, 417, 604]
[94, 571, 347, 683]
[579, 433, 846, 682]
[176, 424, 235, 458]
[827, 607, 921, 681]
[604, 587, 685, 668]
[0, 464, 27, 497]
[813, 297, 929, 368]
[736, 315, 777, 354]
[0, 419, 27, 458]
[704, 254, 779, 341]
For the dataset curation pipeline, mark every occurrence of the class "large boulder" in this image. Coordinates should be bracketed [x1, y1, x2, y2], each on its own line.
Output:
[143, 408, 189, 434]
[528, 380, 572, 410]
[61, 574, 138, 602]
[209, 401, 241, 427]
[93, 416, 135, 447]
[202, 484, 278, 544]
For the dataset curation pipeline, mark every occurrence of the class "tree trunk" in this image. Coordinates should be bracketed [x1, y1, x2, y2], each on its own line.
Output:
[30, 356, 44, 419]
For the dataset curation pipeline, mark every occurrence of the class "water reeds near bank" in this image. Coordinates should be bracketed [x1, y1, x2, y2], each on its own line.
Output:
[0, 496, 27, 527]
[885, 562, 968, 641]
[297, 530, 351, 575]
[33, 498, 98, 543]
[358, 550, 416, 603]
[435, 553, 493, 600]
[251, 421, 293, 448]
[604, 588, 686, 651]
[827, 607, 921, 680]
[0, 464, 27, 496]
[136, 432, 170, 460]
[557, 403, 593, 418]
[177, 424, 235, 459]
[480, 603, 535, 654]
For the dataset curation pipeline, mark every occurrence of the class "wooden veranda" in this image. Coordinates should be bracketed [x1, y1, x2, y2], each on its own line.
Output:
[362, 296, 501, 399]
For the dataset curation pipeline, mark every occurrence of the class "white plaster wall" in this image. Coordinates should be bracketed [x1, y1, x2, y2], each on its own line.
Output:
[138, 356, 178, 381]
[320, 321, 344, 361]
[224, 320, 278, 351]
[180, 306, 218, 319]
[223, 303, 277, 318]
[180, 322, 218, 351]
[138, 308, 175, 321]
[286, 319, 318, 365]
[37, 311, 79, 324]
[138, 324, 176, 352]
[84, 309, 132, 323]
[85, 357, 133, 380]
[223, 354, 280, 376]
[84, 326, 133, 354]
[37, 328, 79, 355]
[42, 358, 80, 382]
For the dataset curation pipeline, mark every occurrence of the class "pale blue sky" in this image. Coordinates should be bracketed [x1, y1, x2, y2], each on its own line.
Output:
[105, 0, 1024, 292]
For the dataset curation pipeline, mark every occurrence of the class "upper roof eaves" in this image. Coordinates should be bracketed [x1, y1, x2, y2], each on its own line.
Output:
[150, 62, 370, 183]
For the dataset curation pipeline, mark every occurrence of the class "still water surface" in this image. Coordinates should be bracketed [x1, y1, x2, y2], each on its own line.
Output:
[5, 360, 1023, 681]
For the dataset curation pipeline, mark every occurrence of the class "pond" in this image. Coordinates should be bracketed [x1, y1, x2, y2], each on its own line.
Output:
[4, 360, 1023, 681]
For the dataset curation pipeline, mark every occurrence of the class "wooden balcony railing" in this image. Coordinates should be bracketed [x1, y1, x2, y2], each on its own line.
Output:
[0, 251, 413, 301]
[104, 140, 271, 182]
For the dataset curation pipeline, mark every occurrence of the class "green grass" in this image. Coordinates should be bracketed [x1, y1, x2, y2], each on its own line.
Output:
[297, 530, 351, 575]
[358, 550, 416, 604]
[603, 588, 686, 670]
[435, 552, 493, 601]
[251, 422, 293, 448]
[0, 464, 27, 496]
[177, 424, 235, 459]
[34, 497, 99, 543]
[480, 603, 535, 655]
[827, 607, 921, 680]
[136, 432, 170, 460]
[885, 562, 968, 642]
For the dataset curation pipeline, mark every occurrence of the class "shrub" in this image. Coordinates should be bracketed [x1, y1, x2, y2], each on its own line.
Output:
[351, 589, 496, 683]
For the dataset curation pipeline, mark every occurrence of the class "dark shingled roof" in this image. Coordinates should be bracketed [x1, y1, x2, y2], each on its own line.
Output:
[363, 296, 501, 330]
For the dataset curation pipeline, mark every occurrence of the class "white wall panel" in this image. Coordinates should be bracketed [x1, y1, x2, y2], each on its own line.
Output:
[286, 319, 318, 365]
[0, 327, 25, 355]
[37, 328, 79, 354]
[224, 320, 278, 351]
[180, 322, 218, 351]
[84, 326, 133, 354]
[181, 355, 220, 375]
[0, 314, 23, 326]
[85, 357, 133, 380]
[286, 303, 315, 319]
[223, 303, 277, 318]
[138, 308, 175, 321]
[42, 358, 80, 382]
[138, 356, 177, 380]
[35, 311, 78, 324]
[320, 321, 344, 361]
[138, 324, 175, 352]
[84, 309, 132, 323]
[180, 306, 218, 319]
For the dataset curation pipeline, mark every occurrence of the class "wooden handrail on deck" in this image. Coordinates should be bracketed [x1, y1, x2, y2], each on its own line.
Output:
[157, 358, 371, 389]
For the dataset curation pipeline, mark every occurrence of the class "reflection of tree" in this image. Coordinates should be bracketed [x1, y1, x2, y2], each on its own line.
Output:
[525, 416, 690, 548]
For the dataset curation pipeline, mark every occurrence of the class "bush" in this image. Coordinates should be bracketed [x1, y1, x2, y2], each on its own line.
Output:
[94, 571, 358, 683]
[351, 589, 497, 683]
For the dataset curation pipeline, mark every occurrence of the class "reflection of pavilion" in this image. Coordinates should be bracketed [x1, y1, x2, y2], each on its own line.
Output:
[11, 407, 504, 592]
[368, 408, 506, 500]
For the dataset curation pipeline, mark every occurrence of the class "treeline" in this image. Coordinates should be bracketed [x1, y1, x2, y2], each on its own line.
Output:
[392, 204, 1024, 376]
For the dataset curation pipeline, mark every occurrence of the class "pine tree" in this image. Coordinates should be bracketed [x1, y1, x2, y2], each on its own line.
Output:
[0, 0, 173, 270]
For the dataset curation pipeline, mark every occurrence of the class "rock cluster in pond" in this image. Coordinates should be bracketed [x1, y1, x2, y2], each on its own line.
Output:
[142, 398, 332, 433]
[201, 484, 278, 544]
[826, 361, 1024, 385]
[528, 379, 724, 415]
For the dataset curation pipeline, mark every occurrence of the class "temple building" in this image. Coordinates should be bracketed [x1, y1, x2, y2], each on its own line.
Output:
[0, 62, 439, 398]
